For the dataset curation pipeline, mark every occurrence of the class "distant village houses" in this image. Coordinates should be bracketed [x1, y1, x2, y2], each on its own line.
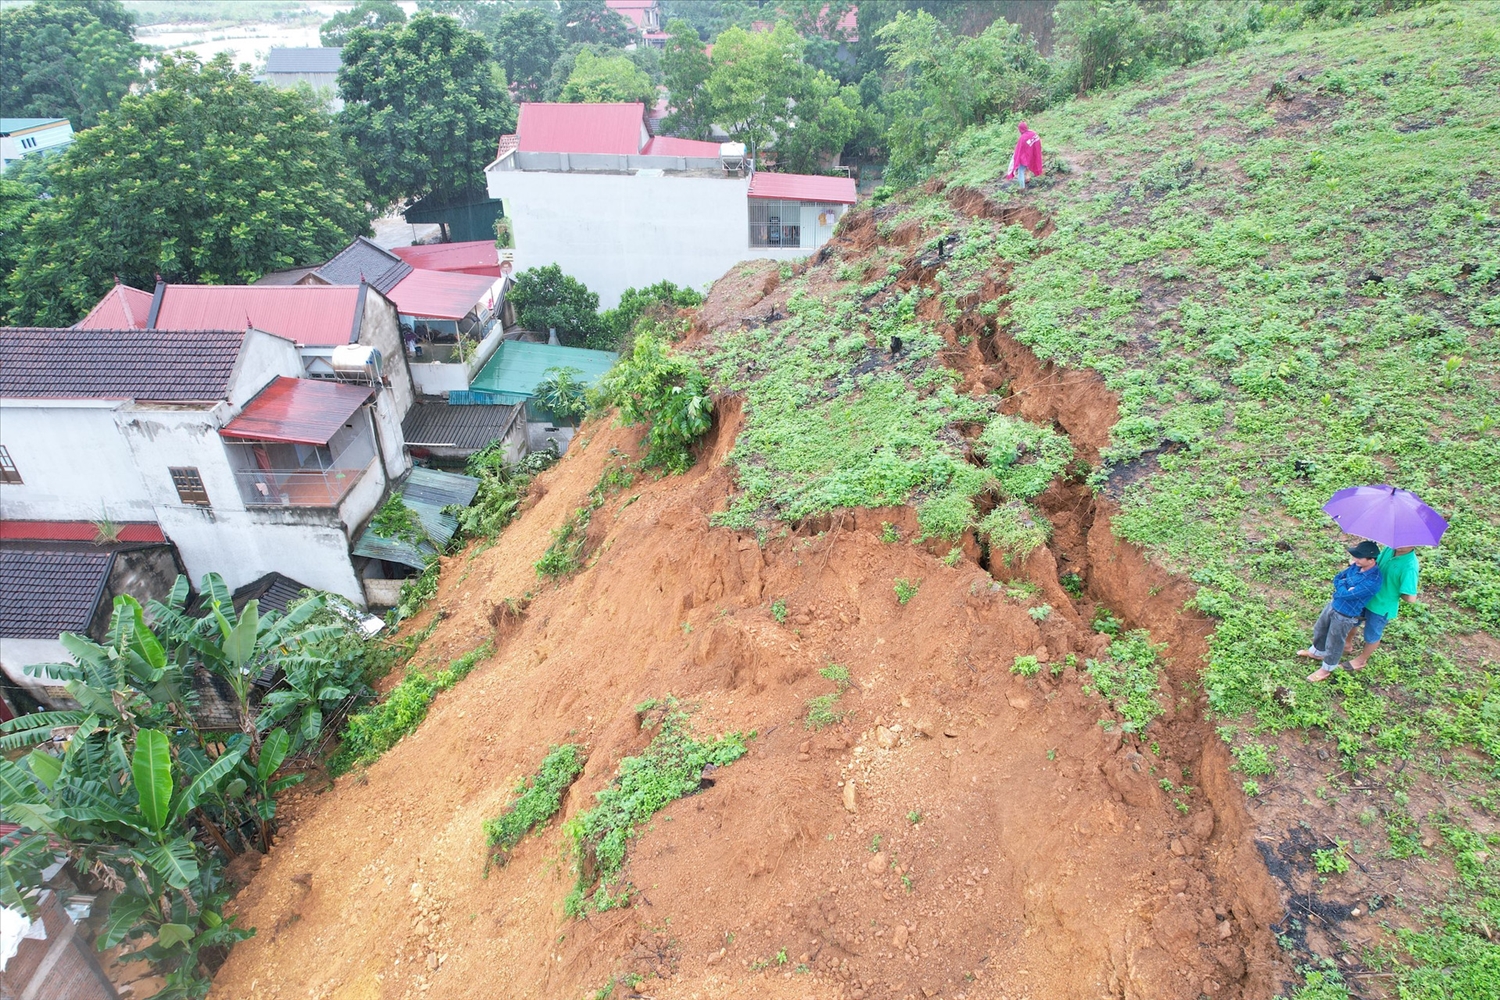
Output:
[257, 46, 344, 111]
[0, 117, 74, 170]
[485, 102, 857, 308]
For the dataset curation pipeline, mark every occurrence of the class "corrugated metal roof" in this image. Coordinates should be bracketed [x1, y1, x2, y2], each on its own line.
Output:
[516, 103, 645, 155]
[748, 171, 858, 204]
[0, 545, 112, 638]
[391, 242, 503, 276]
[0, 521, 166, 544]
[264, 47, 342, 74]
[388, 269, 499, 320]
[470, 341, 618, 398]
[0, 118, 69, 134]
[316, 237, 412, 293]
[149, 285, 364, 347]
[402, 400, 522, 450]
[351, 467, 479, 569]
[0, 327, 246, 401]
[220, 376, 374, 445]
[73, 283, 152, 330]
[642, 135, 723, 157]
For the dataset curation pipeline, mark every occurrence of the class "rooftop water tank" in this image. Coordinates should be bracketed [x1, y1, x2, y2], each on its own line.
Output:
[331, 344, 382, 381]
[720, 141, 746, 174]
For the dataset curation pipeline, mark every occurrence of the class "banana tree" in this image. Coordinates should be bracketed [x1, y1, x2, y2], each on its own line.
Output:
[150, 573, 340, 757]
[0, 595, 191, 750]
[0, 726, 248, 997]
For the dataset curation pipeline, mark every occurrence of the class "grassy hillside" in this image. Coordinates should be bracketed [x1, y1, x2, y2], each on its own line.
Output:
[701, 3, 1498, 996]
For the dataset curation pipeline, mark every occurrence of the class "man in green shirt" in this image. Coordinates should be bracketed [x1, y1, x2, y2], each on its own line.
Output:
[1348, 544, 1420, 670]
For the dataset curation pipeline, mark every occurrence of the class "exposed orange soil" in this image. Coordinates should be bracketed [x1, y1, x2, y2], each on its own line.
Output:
[211, 198, 1293, 1000]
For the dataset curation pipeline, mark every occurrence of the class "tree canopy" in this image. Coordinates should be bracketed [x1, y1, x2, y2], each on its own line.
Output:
[489, 7, 562, 100]
[0, 0, 146, 129]
[558, 0, 633, 47]
[506, 264, 605, 347]
[338, 12, 516, 206]
[4, 55, 371, 327]
[559, 49, 656, 105]
[661, 19, 714, 138]
[320, 0, 407, 47]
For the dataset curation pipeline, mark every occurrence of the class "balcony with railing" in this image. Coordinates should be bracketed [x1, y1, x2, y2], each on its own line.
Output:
[219, 376, 381, 510]
[228, 430, 376, 508]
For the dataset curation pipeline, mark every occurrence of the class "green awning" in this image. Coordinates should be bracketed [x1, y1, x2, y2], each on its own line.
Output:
[352, 467, 480, 569]
[470, 340, 618, 399]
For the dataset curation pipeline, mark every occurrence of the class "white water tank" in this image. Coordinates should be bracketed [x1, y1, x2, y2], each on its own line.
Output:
[720, 141, 746, 174]
[331, 344, 382, 381]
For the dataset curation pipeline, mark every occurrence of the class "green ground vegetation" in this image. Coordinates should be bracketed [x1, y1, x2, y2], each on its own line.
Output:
[329, 644, 492, 775]
[689, 5, 1499, 995]
[483, 743, 586, 870]
[1084, 630, 1167, 734]
[564, 699, 747, 916]
[805, 664, 853, 729]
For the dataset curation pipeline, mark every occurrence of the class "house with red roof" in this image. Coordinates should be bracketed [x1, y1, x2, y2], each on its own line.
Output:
[75, 278, 416, 481]
[484, 102, 858, 308]
[0, 324, 402, 609]
[605, 0, 668, 47]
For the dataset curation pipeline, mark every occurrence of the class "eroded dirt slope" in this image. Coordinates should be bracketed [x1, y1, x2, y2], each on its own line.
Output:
[212, 259, 1290, 1000]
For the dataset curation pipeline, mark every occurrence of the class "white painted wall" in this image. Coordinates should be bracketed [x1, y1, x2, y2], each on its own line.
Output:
[160, 506, 365, 601]
[0, 401, 154, 521]
[356, 288, 416, 480]
[407, 324, 506, 396]
[0, 637, 77, 706]
[484, 168, 844, 308]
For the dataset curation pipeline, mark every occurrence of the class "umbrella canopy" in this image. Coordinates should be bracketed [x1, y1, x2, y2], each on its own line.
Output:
[1322, 484, 1448, 547]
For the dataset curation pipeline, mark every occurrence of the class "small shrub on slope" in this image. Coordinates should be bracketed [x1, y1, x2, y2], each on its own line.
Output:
[484, 744, 586, 869]
[596, 327, 713, 474]
[564, 700, 747, 915]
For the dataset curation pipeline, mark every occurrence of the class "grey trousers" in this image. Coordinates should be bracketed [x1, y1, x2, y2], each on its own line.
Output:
[1310, 602, 1361, 669]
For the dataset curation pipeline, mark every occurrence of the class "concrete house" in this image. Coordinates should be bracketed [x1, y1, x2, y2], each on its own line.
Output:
[260, 47, 344, 110]
[0, 118, 74, 169]
[484, 103, 858, 308]
[0, 326, 397, 604]
[605, 0, 668, 46]
[76, 280, 416, 482]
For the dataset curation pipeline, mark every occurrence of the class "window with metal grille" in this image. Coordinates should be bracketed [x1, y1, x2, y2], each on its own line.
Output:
[749, 199, 803, 248]
[170, 467, 211, 506]
[0, 446, 21, 484]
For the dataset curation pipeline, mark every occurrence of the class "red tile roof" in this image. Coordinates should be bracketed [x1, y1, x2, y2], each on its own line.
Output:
[151, 285, 365, 347]
[642, 135, 723, 157]
[748, 171, 858, 204]
[516, 103, 646, 155]
[605, 0, 656, 29]
[220, 376, 374, 445]
[391, 241, 503, 277]
[0, 521, 167, 543]
[0, 327, 247, 401]
[388, 269, 500, 321]
[74, 283, 152, 330]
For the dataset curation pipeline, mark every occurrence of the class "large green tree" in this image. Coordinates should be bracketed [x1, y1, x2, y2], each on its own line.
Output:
[339, 13, 516, 206]
[661, 18, 713, 138]
[320, 0, 407, 47]
[705, 21, 859, 171]
[559, 0, 634, 47]
[490, 7, 563, 100]
[0, 0, 146, 129]
[559, 49, 657, 104]
[4, 55, 371, 328]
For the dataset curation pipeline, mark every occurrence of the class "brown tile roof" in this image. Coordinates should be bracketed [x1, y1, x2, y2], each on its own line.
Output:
[0, 327, 246, 402]
[0, 544, 113, 638]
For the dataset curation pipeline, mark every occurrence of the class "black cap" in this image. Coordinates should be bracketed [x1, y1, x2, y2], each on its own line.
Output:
[1347, 540, 1380, 559]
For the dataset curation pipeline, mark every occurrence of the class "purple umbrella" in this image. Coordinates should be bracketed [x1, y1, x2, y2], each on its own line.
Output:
[1322, 484, 1448, 547]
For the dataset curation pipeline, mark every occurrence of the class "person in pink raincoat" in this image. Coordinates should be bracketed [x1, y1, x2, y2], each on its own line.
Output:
[1006, 121, 1044, 189]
